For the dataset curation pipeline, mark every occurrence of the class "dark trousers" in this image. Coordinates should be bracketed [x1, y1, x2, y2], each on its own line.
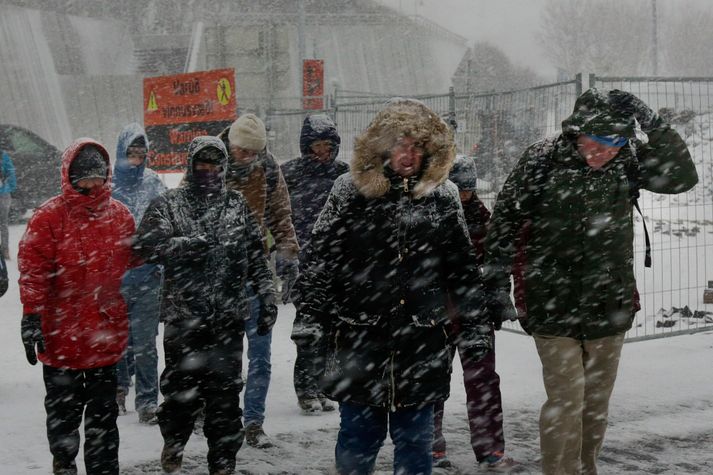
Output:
[336, 402, 434, 475]
[433, 330, 504, 462]
[42, 364, 119, 475]
[158, 323, 244, 473]
[292, 308, 328, 401]
[293, 343, 327, 400]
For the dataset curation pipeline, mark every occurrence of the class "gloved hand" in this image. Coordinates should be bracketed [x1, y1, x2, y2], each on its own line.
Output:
[457, 323, 493, 363]
[487, 289, 518, 331]
[21, 313, 45, 365]
[257, 293, 278, 336]
[276, 256, 299, 304]
[170, 234, 212, 260]
[608, 89, 663, 133]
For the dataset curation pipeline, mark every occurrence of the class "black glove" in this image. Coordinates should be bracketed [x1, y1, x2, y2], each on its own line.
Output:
[169, 234, 212, 260]
[21, 313, 45, 365]
[608, 90, 663, 133]
[487, 289, 518, 331]
[257, 294, 278, 336]
[457, 323, 493, 363]
[276, 256, 299, 304]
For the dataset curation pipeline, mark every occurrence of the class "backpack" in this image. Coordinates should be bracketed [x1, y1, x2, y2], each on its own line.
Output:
[523, 136, 651, 267]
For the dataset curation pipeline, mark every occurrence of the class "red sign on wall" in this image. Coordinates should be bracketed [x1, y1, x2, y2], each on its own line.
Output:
[303, 59, 324, 110]
[143, 68, 237, 171]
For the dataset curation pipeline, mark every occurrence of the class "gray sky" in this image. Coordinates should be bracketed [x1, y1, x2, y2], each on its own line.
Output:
[378, 0, 553, 77]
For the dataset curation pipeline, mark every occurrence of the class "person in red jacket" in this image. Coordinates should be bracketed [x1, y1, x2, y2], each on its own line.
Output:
[18, 138, 136, 475]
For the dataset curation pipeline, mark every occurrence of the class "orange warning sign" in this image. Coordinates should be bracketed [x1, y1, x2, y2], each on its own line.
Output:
[143, 68, 237, 126]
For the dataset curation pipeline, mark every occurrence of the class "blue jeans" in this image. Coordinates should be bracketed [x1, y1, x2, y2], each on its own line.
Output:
[336, 402, 434, 475]
[117, 269, 161, 412]
[243, 285, 272, 427]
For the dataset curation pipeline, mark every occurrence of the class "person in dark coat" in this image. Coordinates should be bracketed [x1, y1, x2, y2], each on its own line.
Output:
[297, 99, 493, 475]
[18, 138, 136, 475]
[134, 136, 277, 475]
[485, 89, 698, 475]
[112, 122, 167, 423]
[431, 156, 516, 472]
[218, 114, 300, 448]
[281, 113, 348, 414]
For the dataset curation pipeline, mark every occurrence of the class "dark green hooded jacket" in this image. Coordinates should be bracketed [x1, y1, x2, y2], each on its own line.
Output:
[485, 89, 698, 340]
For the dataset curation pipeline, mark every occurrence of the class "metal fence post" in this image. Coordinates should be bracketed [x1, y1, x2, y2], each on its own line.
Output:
[589, 73, 597, 90]
[576, 73, 583, 96]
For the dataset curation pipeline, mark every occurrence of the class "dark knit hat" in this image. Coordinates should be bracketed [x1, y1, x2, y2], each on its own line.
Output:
[129, 136, 147, 149]
[69, 145, 107, 186]
[449, 155, 477, 191]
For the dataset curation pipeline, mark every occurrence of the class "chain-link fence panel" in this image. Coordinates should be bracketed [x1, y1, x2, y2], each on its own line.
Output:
[592, 76, 713, 340]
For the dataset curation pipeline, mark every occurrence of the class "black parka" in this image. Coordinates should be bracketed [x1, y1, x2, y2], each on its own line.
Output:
[297, 100, 489, 409]
[134, 136, 275, 338]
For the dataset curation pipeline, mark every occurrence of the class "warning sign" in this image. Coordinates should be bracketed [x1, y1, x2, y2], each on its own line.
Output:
[217, 78, 232, 106]
[143, 68, 238, 171]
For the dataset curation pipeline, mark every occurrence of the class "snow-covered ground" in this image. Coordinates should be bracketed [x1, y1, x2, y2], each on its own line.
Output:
[1, 223, 712, 474]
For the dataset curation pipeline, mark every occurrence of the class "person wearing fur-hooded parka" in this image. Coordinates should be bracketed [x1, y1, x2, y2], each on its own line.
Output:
[297, 99, 493, 475]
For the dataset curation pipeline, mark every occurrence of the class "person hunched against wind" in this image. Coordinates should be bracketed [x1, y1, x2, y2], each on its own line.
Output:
[132, 136, 277, 475]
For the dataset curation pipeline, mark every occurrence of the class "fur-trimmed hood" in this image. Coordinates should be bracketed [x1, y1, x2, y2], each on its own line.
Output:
[350, 98, 456, 199]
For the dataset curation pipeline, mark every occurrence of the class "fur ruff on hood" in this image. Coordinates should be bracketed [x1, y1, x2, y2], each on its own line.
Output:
[350, 98, 456, 199]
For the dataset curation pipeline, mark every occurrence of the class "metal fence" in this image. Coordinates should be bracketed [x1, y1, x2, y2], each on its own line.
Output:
[591, 76, 713, 341]
[260, 75, 713, 341]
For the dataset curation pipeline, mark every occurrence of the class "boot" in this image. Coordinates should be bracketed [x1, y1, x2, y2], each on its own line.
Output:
[52, 458, 77, 475]
[298, 397, 322, 415]
[245, 423, 274, 449]
[138, 406, 159, 425]
[319, 396, 335, 412]
[116, 387, 127, 415]
[160, 444, 183, 474]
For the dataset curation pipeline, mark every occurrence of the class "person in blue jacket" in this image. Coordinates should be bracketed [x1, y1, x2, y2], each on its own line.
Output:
[112, 123, 167, 424]
[0, 150, 17, 260]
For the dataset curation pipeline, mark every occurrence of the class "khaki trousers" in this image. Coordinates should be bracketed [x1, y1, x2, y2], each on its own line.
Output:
[534, 333, 625, 475]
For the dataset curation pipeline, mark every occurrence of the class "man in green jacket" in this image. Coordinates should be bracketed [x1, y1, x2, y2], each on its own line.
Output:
[485, 88, 698, 475]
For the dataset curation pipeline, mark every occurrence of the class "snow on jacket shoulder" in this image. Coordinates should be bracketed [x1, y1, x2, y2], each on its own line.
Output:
[18, 138, 135, 370]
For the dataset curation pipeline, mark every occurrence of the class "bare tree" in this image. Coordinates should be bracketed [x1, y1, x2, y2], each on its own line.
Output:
[662, 5, 713, 76]
[538, 0, 649, 76]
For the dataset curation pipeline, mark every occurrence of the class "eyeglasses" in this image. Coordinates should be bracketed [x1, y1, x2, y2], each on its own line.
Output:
[586, 134, 628, 148]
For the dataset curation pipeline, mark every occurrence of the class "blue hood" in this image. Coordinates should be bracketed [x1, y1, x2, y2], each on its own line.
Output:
[114, 123, 149, 188]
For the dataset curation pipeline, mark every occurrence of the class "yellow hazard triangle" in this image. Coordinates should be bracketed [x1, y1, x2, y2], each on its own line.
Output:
[147, 91, 158, 112]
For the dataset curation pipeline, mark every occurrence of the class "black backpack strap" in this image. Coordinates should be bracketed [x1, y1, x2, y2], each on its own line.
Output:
[625, 155, 652, 267]
[632, 200, 652, 267]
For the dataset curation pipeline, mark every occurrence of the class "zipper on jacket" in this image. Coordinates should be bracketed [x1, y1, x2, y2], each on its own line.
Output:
[403, 177, 409, 193]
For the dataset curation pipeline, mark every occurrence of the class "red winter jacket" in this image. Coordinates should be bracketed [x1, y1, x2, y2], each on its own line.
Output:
[18, 138, 136, 369]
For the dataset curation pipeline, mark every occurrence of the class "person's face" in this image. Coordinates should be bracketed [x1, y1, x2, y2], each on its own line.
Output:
[459, 190, 474, 203]
[194, 161, 223, 173]
[576, 135, 623, 170]
[310, 140, 333, 162]
[126, 146, 147, 167]
[389, 136, 424, 178]
[76, 177, 105, 190]
[229, 144, 258, 165]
